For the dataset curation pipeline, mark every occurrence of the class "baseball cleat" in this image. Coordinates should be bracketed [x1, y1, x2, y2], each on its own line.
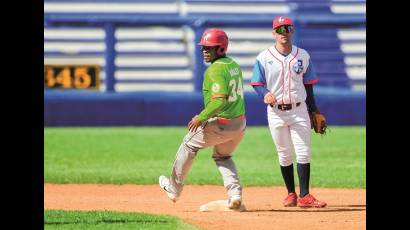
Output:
[283, 192, 297, 207]
[297, 193, 327, 208]
[227, 195, 242, 209]
[159, 175, 178, 202]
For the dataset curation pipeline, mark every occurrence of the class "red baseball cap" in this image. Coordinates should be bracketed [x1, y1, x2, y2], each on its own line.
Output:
[272, 16, 294, 29]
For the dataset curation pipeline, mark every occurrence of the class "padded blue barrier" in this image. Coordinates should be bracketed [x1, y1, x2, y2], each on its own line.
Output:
[44, 87, 365, 126]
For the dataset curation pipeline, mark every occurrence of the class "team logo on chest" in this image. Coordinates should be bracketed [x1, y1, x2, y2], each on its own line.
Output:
[212, 83, 220, 92]
[292, 60, 303, 74]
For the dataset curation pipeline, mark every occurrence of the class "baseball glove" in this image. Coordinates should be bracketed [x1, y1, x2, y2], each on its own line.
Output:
[309, 111, 327, 135]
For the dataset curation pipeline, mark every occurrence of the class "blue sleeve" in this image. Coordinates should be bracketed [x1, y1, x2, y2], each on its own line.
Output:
[250, 60, 266, 86]
[252, 85, 270, 99]
[304, 83, 318, 112]
[303, 59, 319, 84]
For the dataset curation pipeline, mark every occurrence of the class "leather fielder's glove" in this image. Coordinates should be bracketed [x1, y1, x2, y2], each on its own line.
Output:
[309, 111, 327, 135]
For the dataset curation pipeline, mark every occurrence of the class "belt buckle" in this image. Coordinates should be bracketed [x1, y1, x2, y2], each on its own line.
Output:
[278, 104, 291, 111]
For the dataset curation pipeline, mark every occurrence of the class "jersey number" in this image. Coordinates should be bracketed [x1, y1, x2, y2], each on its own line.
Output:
[228, 79, 244, 102]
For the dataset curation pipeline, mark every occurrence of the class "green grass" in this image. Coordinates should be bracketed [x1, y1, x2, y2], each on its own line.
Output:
[44, 126, 365, 188]
[44, 210, 199, 230]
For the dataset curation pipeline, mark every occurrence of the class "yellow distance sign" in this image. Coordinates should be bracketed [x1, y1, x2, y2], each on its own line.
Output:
[44, 65, 100, 89]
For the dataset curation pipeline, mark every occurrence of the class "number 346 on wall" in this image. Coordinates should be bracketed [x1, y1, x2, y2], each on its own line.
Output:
[44, 65, 100, 89]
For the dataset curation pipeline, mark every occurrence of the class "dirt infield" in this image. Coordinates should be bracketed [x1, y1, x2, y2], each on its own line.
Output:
[44, 184, 365, 230]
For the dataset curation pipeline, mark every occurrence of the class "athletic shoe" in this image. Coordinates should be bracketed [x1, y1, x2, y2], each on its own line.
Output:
[297, 194, 327, 208]
[227, 195, 242, 209]
[283, 192, 297, 207]
[159, 175, 178, 202]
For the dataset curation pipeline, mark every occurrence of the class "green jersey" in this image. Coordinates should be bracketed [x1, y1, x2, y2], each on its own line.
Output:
[200, 56, 245, 120]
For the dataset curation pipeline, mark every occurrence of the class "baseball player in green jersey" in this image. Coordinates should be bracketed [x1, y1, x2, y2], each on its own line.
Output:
[159, 28, 246, 210]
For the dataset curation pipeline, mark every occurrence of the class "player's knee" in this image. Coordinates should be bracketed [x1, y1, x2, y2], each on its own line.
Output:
[278, 155, 293, 166]
[296, 153, 311, 164]
[183, 142, 199, 157]
[212, 151, 232, 161]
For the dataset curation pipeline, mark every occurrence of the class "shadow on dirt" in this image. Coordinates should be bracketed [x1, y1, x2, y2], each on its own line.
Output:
[244, 205, 366, 213]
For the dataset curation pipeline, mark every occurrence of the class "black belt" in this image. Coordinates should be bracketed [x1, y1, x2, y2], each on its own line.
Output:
[276, 102, 301, 111]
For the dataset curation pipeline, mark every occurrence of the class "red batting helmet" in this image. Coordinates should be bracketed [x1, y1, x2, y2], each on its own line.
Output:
[198, 28, 229, 56]
[272, 16, 294, 29]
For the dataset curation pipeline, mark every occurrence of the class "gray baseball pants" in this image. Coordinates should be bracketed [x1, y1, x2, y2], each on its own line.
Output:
[169, 116, 246, 198]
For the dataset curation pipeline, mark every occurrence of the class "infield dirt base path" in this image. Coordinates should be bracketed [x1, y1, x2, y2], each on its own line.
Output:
[44, 184, 366, 230]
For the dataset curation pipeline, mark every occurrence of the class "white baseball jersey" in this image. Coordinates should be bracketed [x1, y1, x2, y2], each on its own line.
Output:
[250, 45, 318, 104]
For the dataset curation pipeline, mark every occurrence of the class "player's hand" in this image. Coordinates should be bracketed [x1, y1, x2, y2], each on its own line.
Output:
[264, 92, 276, 106]
[188, 115, 202, 132]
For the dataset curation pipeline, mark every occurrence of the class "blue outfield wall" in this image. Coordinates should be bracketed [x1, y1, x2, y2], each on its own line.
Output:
[44, 87, 365, 126]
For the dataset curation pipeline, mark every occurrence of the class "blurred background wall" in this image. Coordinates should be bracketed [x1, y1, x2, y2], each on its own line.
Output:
[44, 0, 366, 126]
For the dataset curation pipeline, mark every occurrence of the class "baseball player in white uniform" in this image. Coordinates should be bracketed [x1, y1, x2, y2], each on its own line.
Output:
[250, 16, 326, 208]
